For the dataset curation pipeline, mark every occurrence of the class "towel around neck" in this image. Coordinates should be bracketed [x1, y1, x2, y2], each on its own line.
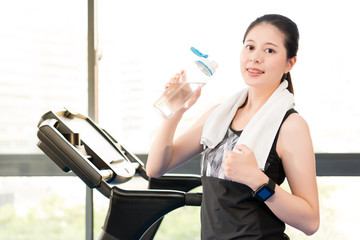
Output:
[200, 80, 295, 170]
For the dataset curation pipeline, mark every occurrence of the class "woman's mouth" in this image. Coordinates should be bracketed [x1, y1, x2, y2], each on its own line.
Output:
[247, 68, 265, 74]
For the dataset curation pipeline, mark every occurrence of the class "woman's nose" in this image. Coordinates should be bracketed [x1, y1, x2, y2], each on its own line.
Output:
[249, 51, 262, 63]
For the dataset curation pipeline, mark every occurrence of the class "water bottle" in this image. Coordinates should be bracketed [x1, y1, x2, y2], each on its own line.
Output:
[153, 47, 218, 118]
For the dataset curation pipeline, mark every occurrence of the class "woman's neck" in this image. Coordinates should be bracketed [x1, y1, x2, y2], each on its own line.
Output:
[244, 85, 278, 112]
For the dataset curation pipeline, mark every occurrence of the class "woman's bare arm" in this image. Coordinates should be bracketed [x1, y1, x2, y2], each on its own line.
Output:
[267, 114, 320, 235]
[146, 105, 218, 178]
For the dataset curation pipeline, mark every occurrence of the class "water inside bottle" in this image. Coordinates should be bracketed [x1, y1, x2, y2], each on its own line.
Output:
[153, 82, 206, 118]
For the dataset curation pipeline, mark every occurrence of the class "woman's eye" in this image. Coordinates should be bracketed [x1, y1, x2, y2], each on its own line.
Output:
[246, 45, 255, 51]
[266, 48, 275, 53]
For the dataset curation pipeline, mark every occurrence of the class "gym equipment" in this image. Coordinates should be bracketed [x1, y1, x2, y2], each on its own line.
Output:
[36, 108, 202, 240]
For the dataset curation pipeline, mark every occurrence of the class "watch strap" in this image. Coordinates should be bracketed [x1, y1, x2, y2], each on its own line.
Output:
[253, 177, 276, 201]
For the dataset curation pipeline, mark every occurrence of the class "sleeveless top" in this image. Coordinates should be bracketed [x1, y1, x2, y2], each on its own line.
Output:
[200, 108, 297, 240]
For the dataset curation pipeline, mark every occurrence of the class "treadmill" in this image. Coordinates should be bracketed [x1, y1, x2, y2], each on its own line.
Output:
[36, 108, 202, 240]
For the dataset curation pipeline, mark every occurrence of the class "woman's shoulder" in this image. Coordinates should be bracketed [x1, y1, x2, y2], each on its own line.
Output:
[277, 111, 312, 158]
[281, 111, 310, 134]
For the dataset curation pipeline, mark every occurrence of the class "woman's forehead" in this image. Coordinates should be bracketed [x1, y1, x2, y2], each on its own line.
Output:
[244, 23, 286, 47]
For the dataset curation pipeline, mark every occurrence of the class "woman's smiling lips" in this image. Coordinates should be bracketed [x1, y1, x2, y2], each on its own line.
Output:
[246, 67, 265, 76]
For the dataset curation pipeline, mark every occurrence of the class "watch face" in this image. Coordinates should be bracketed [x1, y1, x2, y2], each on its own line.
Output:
[257, 186, 273, 201]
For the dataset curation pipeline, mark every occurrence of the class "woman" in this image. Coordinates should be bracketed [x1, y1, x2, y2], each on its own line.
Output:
[147, 14, 319, 239]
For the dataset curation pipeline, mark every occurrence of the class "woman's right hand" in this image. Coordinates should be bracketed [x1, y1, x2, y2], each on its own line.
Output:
[166, 70, 202, 113]
[165, 70, 184, 89]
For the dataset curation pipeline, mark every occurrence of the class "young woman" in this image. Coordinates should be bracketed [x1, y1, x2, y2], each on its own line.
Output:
[146, 14, 320, 239]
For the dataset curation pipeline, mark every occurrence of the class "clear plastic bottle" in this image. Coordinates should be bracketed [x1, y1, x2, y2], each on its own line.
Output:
[153, 47, 218, 118]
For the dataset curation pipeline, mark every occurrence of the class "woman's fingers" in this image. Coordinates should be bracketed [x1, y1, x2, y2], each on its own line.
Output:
[184, 88, 202, 108]
[180, 70, 187, 82]
[233, 144, 250, 154]
[165, 71, 184, 89]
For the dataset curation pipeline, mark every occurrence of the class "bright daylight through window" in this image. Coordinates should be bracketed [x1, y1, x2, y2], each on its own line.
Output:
[97, 0, 360, 155]
[0, 0, 359, 239]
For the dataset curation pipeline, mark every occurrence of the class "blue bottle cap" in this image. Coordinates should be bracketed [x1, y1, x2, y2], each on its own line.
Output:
[190, 47, 208, 58]
[195, 60, 213, 76]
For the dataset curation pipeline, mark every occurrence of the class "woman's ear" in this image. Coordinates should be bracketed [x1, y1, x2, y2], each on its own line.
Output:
[285, 56, 297, 73]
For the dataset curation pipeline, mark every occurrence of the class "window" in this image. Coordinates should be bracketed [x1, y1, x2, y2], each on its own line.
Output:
[0, 1, 87, 154]
[0, 1, 88, 239]
[0, 177, 87, 239]
[97, 0, 360, 154]
[1, 1, 359, 239]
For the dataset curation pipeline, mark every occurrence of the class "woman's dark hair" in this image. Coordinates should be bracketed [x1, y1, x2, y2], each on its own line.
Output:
[243, 14, 299, 94]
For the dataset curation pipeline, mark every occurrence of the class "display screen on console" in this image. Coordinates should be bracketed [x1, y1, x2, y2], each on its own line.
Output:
[59, 116, 124, 164]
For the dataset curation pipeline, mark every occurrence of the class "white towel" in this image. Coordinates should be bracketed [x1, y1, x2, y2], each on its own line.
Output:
[201, 80, 295, 170]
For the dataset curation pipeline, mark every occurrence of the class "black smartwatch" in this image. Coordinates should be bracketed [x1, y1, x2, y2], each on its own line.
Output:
[253, 178, 276, 201]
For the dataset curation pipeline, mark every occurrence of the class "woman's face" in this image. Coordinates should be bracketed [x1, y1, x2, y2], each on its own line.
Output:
[240, 23, 295, 90]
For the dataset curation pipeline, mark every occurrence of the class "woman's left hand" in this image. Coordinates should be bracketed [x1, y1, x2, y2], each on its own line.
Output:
[222, 144, 266, 189]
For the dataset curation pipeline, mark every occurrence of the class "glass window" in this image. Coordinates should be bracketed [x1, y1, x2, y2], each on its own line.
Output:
[2, 177, 358, 239]
[0, 1, 88, 154]
[0, 1, 88, 239]
[285, 177, 360, 239]
[1, 0, 359, 239]
[0, 177, 86, 239]
[97, 0, 360, 154]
